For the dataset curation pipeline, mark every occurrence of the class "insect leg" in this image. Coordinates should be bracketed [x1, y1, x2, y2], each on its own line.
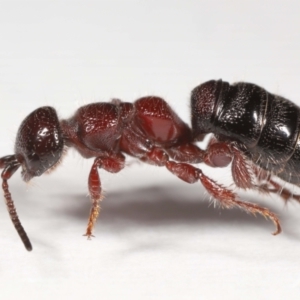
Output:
[259, 179, 300, 204]
[166, 143, 205, 163]
[203, 140, 254, 190]
[203, 142, 233, 167]
[140, 147, 281, 235]
[165, 161, 281, 235]
[167, 138, 249, 192]
[85, 154, 125, 238]
[230, 146, 253, 189]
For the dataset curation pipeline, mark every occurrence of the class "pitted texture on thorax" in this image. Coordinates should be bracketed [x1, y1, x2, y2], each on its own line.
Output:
[63, 103, 123, 154]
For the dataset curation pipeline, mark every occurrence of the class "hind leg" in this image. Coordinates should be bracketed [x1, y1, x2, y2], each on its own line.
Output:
[258, 178, 300, 204]
[249, 163, 300, 205]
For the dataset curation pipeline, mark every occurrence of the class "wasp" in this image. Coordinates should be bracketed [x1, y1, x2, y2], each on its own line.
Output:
[1, 80, 298, 250]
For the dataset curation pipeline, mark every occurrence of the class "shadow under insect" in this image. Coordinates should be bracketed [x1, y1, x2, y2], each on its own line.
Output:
[53, 184, 288, 236]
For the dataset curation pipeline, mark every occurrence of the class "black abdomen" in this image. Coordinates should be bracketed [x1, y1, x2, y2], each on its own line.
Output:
[191, 80, 300, 184]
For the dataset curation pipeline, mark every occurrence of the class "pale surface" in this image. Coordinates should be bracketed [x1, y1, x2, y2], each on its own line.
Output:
[0, 1, 300, 299]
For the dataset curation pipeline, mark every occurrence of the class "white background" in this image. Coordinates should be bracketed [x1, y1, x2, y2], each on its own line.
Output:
[1, 1, 300, 299]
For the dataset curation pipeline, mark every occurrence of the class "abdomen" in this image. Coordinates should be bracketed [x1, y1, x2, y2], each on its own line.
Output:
[191, 80, 300, 183]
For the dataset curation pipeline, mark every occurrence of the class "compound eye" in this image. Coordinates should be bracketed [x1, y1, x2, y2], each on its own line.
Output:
[14, 106, 64, 181]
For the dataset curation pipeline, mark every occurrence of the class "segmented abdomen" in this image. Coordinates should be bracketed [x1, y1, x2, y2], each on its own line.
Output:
[214, 81, 300, 184]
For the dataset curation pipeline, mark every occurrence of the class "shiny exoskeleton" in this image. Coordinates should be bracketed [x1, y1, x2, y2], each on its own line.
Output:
[1, 82, 297, 251]
[1, 97, 206, 251]
[192, 80, 300, 183]
[191, 79, 300, 232]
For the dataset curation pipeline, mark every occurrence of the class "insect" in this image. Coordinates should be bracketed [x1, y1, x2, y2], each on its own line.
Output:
[0, 81, 297, 250]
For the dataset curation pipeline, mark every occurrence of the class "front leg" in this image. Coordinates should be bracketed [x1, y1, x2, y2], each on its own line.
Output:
[85, 153, 125, 238]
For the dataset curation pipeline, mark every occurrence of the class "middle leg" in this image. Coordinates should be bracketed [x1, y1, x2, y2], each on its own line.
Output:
[168, 140, 254, 190]
[141, 147, 281, 235]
